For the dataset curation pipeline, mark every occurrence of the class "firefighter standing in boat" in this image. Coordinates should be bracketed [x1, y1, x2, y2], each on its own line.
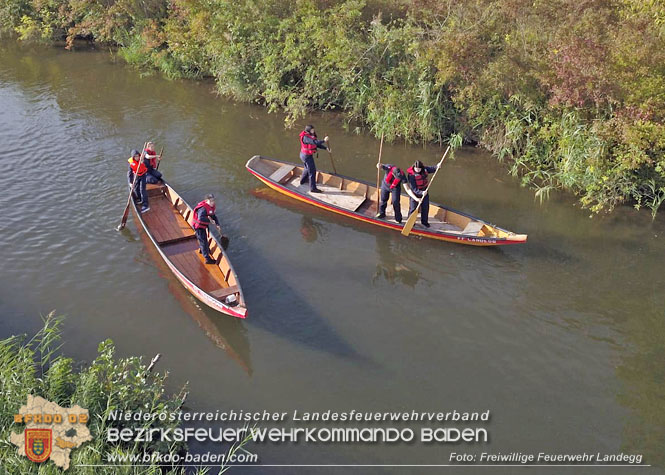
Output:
[375, 163, 406, 223]
[193, 194, 220, 265]
[128, 149, 150, 213]
[406, 160, 439, 228]
[298, 124, 329, 193]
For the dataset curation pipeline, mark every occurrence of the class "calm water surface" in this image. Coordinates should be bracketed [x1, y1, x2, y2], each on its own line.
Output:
[0, 42, 663, 474]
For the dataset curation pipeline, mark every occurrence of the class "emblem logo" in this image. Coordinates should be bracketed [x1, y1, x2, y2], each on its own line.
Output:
[25, 428, 52, 463]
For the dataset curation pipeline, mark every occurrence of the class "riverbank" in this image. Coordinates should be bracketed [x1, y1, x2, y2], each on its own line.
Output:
[0, 315, 189, 474]
[2, 0, 664, 216]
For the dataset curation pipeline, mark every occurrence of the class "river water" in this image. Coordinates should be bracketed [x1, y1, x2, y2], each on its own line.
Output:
[0, 42, 663, 474]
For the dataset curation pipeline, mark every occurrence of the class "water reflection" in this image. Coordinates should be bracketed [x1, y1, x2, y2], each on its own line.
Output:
[372, 234, 421, 288]
[239, 240, 366, 362]
[300, 216, 325, 243]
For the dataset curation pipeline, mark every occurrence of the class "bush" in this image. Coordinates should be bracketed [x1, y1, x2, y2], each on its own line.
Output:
[0, 313, 192, 474]
[2, 0, 665, 216]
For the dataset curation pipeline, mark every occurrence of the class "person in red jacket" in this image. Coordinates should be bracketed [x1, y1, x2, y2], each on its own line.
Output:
[144, 141, 163, 184]
[406, 160, 439, 227]
[192, 194, 220, 264]
[127, 149, 150, 213]
[298, 124, 329, 193]
[375, 163, 406, 223]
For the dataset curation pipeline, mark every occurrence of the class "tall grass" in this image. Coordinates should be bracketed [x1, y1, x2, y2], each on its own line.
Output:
[2, 0, 665, 216]
[0, 313, 222, 474]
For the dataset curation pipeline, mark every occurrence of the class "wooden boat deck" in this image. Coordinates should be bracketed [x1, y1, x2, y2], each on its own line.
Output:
[141, 196, 196, 244]
[284, 175, 468, 234]
[134, 182, 246, 318]
[247, 156, 527, 246]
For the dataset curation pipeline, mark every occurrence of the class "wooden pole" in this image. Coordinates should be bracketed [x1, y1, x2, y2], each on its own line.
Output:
[117, 142, 147, 231]
[325, 139, 337, 174]
[401, 145, 450, 237]
[375, 132, 384, 211]
[155, 146, 164, 170]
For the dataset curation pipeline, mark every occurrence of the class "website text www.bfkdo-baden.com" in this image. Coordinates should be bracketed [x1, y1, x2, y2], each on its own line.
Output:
[96, 409, 647, 468]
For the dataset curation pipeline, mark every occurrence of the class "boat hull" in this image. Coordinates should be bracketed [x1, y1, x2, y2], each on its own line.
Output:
[246, 156, 527, 247]
[130, 181, 247, 318]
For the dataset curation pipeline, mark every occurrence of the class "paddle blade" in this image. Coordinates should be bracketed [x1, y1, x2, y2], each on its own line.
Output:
[117, 204, 131, 231]
[401, 205, 420, 236]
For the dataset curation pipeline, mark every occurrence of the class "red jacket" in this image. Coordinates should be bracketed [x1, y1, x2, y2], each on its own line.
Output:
[192, 200, 217, 229]
[128, 157, 147, 176]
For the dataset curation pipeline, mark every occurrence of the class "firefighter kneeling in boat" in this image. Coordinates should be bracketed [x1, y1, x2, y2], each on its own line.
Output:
[193, 194, 220, 265]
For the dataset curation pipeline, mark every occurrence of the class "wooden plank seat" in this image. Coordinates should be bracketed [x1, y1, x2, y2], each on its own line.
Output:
[462, 221, 484, 235]
[141, 195, 196, 245]
[288, 180, 366, 210]
[269, 165, 296, 184]
[146, 184, 167, 197]
[353, 197, 369, 212]
[161, 236, 200, 256]
[210, 285, 239, 300]
[158, 234, 197, 246]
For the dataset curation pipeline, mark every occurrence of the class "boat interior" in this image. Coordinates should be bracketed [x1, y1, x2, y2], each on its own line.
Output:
[139, 183, 243, 305]
[250, 157, 512, 239]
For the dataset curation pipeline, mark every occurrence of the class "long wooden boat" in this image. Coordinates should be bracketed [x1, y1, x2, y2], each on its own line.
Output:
[133, 212, 252, 372]
[131, 181, 247, 318]
[246, 156, 527, 246]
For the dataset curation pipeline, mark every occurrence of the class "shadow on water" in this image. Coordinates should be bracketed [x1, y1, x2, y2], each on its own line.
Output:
[130, 212, 253, 375]
[235, 239, 369, 364]
[128, 193, 365, 365]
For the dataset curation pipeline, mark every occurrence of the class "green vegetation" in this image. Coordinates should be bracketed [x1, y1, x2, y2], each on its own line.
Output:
[2, 0, 664, 215]
[0, 313, 193, 474]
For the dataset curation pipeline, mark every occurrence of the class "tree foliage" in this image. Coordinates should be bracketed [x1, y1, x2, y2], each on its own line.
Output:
[2, 0, 664, 215]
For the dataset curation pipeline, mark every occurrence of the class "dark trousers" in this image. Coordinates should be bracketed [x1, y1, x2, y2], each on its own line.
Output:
[131, 174, 148, 207]
[146, 168, 162, 184]
[379, 184, 402, 221]
[408, 193, 430, 225]
[195, 228, 210, 259]
[299, 154, 318, 191]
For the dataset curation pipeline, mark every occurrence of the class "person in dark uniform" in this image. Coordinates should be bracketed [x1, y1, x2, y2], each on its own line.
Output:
[192, 194, 220, 264]
[375, 163, 406, 223]
[144, 141, 163, 184]
[127, 149, 150, 213]
[298, 124, 329, 193]
[406, 160, 439, 227]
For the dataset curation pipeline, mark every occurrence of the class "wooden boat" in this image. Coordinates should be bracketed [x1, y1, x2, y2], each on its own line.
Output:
[133, 214, 252, 372]
[246, 156, 527, 246]
[131, 181, 247, 318]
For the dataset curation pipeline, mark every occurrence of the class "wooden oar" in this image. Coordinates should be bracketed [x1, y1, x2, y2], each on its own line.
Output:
[117, 142, 147, 231]
[375, 132, 384, 211]
[401, 145, 451, 237]
[155, 147, 164, 170]
[325, 139, 338, 174]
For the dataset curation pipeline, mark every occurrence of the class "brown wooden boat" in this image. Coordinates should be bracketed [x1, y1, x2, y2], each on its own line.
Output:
[246, 156, 527, 246]
[131, 181, 247, 318]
